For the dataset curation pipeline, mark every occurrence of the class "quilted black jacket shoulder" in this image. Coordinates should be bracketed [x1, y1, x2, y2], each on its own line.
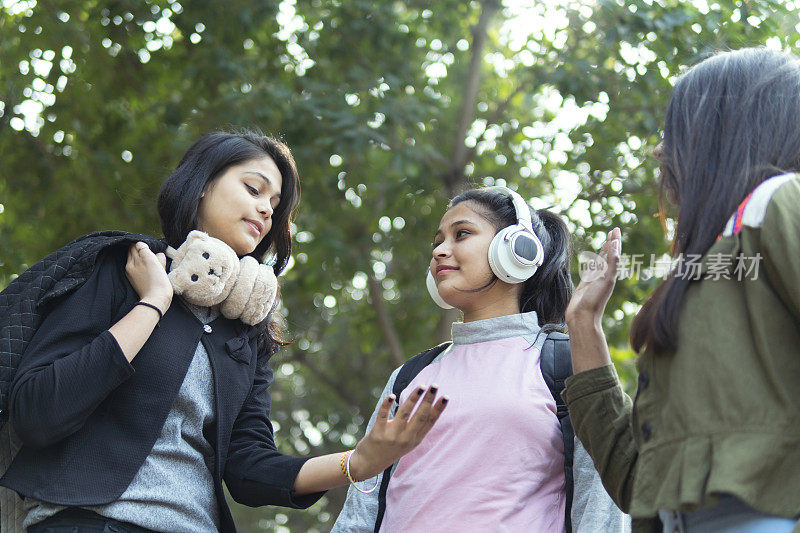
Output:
[0, 231, 167, 430]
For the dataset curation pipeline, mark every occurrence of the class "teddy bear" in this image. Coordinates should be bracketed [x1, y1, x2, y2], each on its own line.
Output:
[166, 230, 277, 325]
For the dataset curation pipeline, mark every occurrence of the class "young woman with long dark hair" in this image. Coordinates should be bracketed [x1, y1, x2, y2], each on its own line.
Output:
[333, 186, 628, 532]
[564, 48, 800, 531]
[0, 130, 446, 532]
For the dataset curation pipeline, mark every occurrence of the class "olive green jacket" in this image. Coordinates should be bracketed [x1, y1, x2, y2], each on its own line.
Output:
[564, 174, 800, 532]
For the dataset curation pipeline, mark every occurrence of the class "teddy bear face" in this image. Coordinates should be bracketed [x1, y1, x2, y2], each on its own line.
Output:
[168, 230, 240, 306]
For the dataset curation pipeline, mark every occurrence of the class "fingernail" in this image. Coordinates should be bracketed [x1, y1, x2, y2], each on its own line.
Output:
[416, 387, 425, 396]
[441, 396, 449, 405]
[429, 385, 438, 395]
[386, 394, 396, 402]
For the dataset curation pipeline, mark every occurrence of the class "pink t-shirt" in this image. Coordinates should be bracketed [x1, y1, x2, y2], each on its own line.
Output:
[381, 319, 566, 532]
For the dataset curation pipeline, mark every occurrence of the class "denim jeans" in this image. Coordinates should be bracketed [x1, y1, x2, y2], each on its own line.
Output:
[659, 494, 798, 533]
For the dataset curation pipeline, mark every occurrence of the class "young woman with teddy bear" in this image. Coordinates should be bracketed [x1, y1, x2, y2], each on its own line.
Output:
[0, 130, 446, 532]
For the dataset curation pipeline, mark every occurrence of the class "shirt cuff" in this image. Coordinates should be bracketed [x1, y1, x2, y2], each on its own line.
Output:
[100, 329, 136, 379]
[563, 364, 621, 404]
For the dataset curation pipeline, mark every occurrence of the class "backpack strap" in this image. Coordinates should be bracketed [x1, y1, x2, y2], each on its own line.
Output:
[540, 331, 575, 532]
[391, 342, 451, 399]
[374, 342, 451, 533]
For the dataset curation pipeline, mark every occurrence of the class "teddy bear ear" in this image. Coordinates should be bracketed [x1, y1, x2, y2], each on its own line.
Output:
[170, 231, 206, 269]
[186, 230, 209, 243]
[169, 241, 188, 267]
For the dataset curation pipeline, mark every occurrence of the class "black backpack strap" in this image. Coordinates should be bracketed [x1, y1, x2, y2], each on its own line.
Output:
[540, 331, 575, 532]
[391, 342, 451, 399]
[374, 342, 451, 533]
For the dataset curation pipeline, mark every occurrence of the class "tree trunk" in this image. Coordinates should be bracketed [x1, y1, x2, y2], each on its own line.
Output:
[442, 0, 500, 196]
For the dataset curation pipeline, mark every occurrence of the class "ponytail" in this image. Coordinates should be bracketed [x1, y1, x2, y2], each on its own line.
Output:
[521, 208, 573, 327]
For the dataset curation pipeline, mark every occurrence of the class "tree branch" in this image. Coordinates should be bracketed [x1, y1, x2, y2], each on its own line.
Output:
[367, 273, 406, 366]
[483, 83, 526, 129]
[288, 350, 363, 408]
[574, 183, 649, 205]
[431, 2, 502, 341]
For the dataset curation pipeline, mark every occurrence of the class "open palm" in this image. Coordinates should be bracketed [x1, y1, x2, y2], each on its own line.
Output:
[566, 228, 622, 325]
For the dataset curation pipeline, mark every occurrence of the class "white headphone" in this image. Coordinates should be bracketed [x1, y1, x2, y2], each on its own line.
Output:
[427, 186, 545, 309]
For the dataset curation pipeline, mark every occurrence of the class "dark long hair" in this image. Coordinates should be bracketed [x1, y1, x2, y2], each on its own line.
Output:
[157, 129, 300, 357]
[157, 129, 299, 275]
[449, 188, 574, 328]
[631, 48, 800, 354]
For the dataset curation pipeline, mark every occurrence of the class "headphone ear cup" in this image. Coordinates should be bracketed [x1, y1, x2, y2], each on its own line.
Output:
[426, 269, 454, 309]
[487, 230, 507, 281]
[488, 226, 542, 284]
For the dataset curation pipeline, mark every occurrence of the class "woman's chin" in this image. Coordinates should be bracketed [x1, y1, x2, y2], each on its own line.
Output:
[228, 240, 257, 257]
[435, 289, 463, 310]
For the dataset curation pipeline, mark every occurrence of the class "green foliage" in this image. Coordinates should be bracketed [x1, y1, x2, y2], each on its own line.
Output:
[2, 0, 798, 530]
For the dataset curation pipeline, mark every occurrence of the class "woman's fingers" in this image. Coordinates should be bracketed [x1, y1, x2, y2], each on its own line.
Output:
[354, 386, 448, 477]
[136, 242, 157, 263]
[403, 389, 433, 431]
[416, 396, 448, 437]
[406, 387, 445, 437]
[394, 385, 446, 440]
[375, 394, 396, 422]
[604, 227, 622, 283]
[393, 385, 426, 422]
[567, 227, 624, 323]
[607, 227, 622, 258]
[374, 385, 445, 435]
[133, 243, 169, 272]
[155, 252, 167, 270]
[127, 242, 150, 266]
[125, 243, 173, 307]
[594, 229, 621, 285]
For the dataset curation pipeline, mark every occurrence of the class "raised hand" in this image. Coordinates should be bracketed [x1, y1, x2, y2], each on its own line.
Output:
[565, 228, 621, 374]
[566, 227, 622, 327]
[349, 385, 448, 481]
[125, 241, 173, 315]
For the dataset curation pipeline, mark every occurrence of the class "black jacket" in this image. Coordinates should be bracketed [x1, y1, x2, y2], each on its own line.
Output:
[0, 236, 322, 532]
[0, 231, 166, 428]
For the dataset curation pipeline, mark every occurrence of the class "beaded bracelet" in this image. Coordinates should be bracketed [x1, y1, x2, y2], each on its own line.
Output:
[339, 450, 351, 479]
[344, 450, 379, 494]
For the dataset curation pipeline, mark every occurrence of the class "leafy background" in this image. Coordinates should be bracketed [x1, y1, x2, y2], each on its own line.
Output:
[2, 0, 799, 530]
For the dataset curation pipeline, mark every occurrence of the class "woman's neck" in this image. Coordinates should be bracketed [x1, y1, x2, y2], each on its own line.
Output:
[461, 292, 521, 323]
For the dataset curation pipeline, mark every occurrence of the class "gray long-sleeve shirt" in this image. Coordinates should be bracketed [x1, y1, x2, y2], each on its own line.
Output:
[24, 302, 220, 532]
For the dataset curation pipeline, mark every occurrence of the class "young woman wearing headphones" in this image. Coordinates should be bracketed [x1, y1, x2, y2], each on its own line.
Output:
[333, 186, 628, 532]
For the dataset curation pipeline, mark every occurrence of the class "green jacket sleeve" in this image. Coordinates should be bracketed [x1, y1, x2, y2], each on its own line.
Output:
[759, 177, 800, 323]
[563, 364, 638, 513]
